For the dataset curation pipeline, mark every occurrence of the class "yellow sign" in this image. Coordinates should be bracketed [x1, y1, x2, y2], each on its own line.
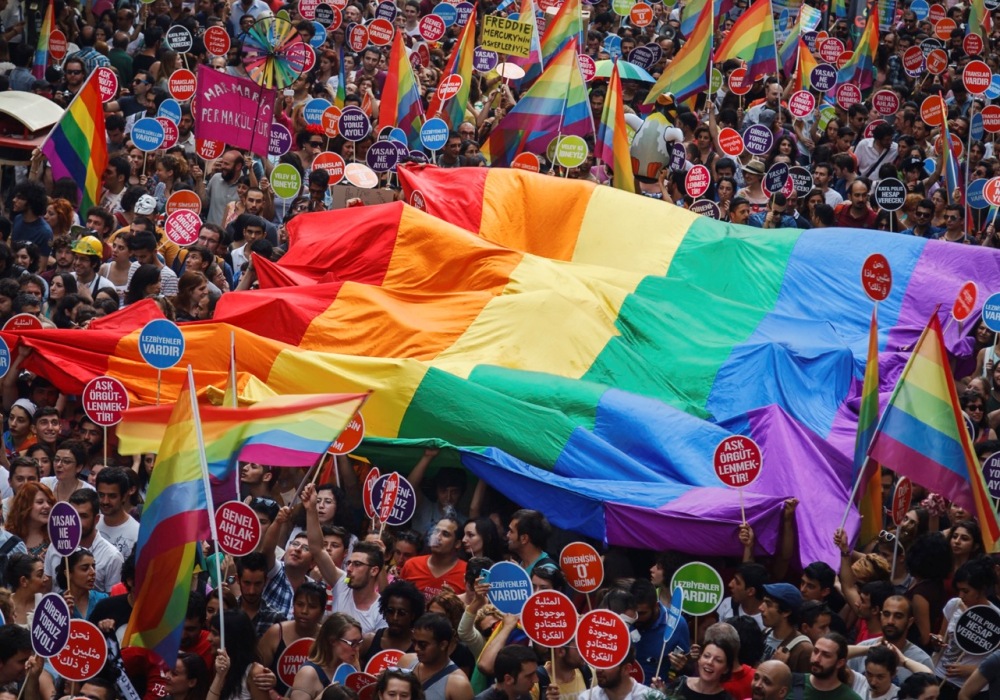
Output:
[481, 15, 533, 58]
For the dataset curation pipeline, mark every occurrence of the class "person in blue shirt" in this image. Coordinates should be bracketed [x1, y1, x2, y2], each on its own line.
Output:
[630, 579, 691, 683]
[902, 199, 944, 238]
[749, 193, 799, 230]
[11, 181, 52, 258]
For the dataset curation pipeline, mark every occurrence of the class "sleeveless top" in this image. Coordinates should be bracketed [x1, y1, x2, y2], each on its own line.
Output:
[408, 660, 459, 700]
[359, 629, 414, 670]
[270, 623, 290, 696]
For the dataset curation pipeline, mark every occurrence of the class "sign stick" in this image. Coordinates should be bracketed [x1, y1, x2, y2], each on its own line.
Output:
[155, 369, 161, 406]
[739, 488, 746, 524]
[551, 648, 556, 683]
[839, 456, 869, 530]
[65, 558, 71, 596]
[654, 639, 668, 681]
[585, 592, 592, 610]
[890, 523, 901, 580]
[103, 426, 107, 471]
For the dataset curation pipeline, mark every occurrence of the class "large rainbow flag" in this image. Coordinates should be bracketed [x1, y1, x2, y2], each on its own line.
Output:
[645, 6, 712, 104]
[868, 314, 1000, 551]
[425, 7, 476, 130]
[42, 72, 108, 214]
[376, 32, 424, 150]
[715, 0, 777, 89]
[4, 169, 1000, 564]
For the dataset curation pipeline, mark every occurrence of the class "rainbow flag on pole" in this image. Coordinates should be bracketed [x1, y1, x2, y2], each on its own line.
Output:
[795, 38, 818, 91]
[41, 72, 108, 215]
[644, 6, 713, 104]
[540, 0, 583, 65]
[939, 95, 961, 204]
[481, 38, 593, 167]
[514, 0, 546, 85]
[853, 307, 883, 547]
[335, 44, 346, 109]
[426, 8, 476, 130]
[969, 0, 991, 37]
[376, 32, 424, 150]
[596, 62, 635, 194]
[715, 0, 777, 89]
[837, 9, 878, 92]
[33, 0, 53, 79]
[124, 374, 212, 666]
[868, 313, 1000, 552]
[681, 0, 710, 37]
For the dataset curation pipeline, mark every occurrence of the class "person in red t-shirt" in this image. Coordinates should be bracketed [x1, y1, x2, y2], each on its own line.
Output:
[834, 180, 878, 229]
[399, 517, 467, 601]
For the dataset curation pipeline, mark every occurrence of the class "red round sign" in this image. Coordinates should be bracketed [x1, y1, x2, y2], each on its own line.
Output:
[891, 476, 912, 527]
[964, 60, 992, 95]
[871, 89, 899, 116]
[920, 95, 946, 127]
[788, 90, 815, 118]
[409, 190, 426, 210]
[934, 17, 957, 40]
[377, 472, 400, 523]
[629, 1, 653, 25]
[368, 18, 395, 45]
[926, 49, 949, 75]
[51, 620, 106, 682]
[965, 33, 985, 55]
[861, 253, 892, 302]
[928, 3, 946, 22]
[95, 67, 118, 103]
[167, 190, 202, 216]
[952, 281, 978, 323]
[168, 68, 196, 101]
[984, 177, 1000, 206]
[512, 152, 540, 172]
[3, 314, 41, 332]
[214, 501, 262, 556]
[321, 106, 342, 138]
[299, 0, 319, 18]
[156, 116, 179, 150]
[577, 610, 630, 669]
[863, 119, 886, 140]
[718, 127, 744, 157]
[312, 151, 345, 184]
[521, 590, 579, 647]
[204, 26, 231, 57]
[983, 105, 1000, 133]
[165, 209, 202, 247]
[626, 662, 645, 684]
[559, 541, 604, 593]
[902, 46, 924, 73]
[713, 436, 763, 488]
[276, 638, 314, 687]
[436, 74, 463, 102]
[348, 24, 369, 52]
[419, 14, 446, 41]
[728, 68, 751, 95]
[196, 138, 225, 160]
[362, 466, 380, 519]
[578, 54, 596, 82]
[835, 83, 862, 110]
[50, 30, 67, 61]
[836, 50, 854, 70]
[364, 649, 403, 676]
[345, 673, 377, 694]
[684, 164, 711, 199]
[82, 376, 129, 427]
[818, 36, 844, 64]
[330, 411, 364, 454]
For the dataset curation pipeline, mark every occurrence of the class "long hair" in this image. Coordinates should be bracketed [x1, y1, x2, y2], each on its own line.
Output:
[309, 613, 361, 668]
[177, 652, 211, 700]
[173, 271, 207, 313]
[6, 483, 54, 540]
[209, 612, 260, 700]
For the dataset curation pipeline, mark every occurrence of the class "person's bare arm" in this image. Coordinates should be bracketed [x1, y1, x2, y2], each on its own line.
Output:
[834, 528, 861, 609]
[959, 669, 989, 700]
[476, 614, 518, 676]
[303, 483, 343, 586]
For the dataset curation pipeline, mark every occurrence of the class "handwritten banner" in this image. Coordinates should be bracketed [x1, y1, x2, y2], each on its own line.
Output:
[193, 65, 276, 158]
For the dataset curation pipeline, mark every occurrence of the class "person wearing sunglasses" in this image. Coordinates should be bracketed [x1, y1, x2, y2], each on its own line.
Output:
[397, 613, 473, 700]
[936, 203, 972, 244]
[53, 58, 87, 107]
[901, 198, 942, 239]
[288, 613, 363, 699]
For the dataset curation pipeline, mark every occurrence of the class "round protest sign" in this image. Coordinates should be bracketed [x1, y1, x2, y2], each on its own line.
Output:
[983, 293, 1000, 332]
[577, 609, 630, 669]
[365, 649, 403, 676]
[861, 253, 892, 303]
[409, 190, 426, 210]
[165, 209, 202, 247]
[95, 67, 118, 103]
[810, 64, 838, 92]
[952, 282, 978, 323]
[312, 151, 346, 184]
[902, 46, 924, 74]
[48, 502, 82, 556]
[32, 593, 71, 657]
[330, 411, 365, 454]
[366, 141, 400, 173]
[345, 673, 377, 694]
[965, 33, 985, 55]
[268, 123, 294, 157]
[316, 4, 341, 28]
[277, 638, 314, 687]
[965, 60, 993, 95]
[2, 314, 41, 332]
[983, 453, 1000, 500]
[764, 163, 790, 197]
[718, 128, 743, 157]
[788, 90, 815, 118]
[139, 318, 185, 370]
[166, 190, 202, 216]
[434, 2, 457, 25]
[368, 18, 394, 45]
[82, 376, 129, 427]
[670, 562, 724, 616]
[934, 17, 957, 40]
[0, 338, 10, 378]
[954, 605, 1000, 655]
[512, 152, 541, 172]
[370, 473, 415, 526]
[928, 1, 945, 21]
[559, 541, 604, 593]
[473, 47, 498, 73]
[419, 14, 445, 41]
[984, 178, 1000, 207]
[420, 117, 450, 151]
[983, 106, 1000, 133]
[663, 586, 685, 641]
[818, 36, 844, 63]
[362, 467, 380, 519]
[713, 436, 763, 488]
[270, 163, 303, 199]
[496, 62, 526, 81]
[690, 200, 720, 219]
[728, 68, 751, 95]
[339, 107, 371, 142]
[920, 96, 946, 127]
[131, 117, 165, 152]
[743, 125, 773, 156]
[377, 473, 400, 523]
[300, 0, 319, 19]
[51, 619, 106, 681]
[926, 49, 948, 75]
[871, 90, 899, 116]
[521, 590, 578, 647]
[709, 67, 723, 93]
[629, 46, 656, 72]
[50, 30, 67, 61]
[165, 24, 193, 53]
[556, 135, 588, 168]
[168, 68, 196, 101]
[304, 98, 331, 126]
[332, 664, 354, 685]
[835, 83, 862, 110]
[348, 24, 369, 52]
[344, 163, 379, 188]
[873, 178, 907, 212]
[320, 106, 342, 139]
[376, 1, 398, 21]
[204, 26, 231, 56]
[630, 1, 653, 25]
[891, 476, 912, 527]
[685, 165, 711, 199]
[197, 138, 225, 160]
[215, 501, 261, 556]
[788, 166, 813, 196]
[156, 116, 179, 150]
[578, 54, 597, 82]
[836, 50, 853, 69]
[486, 561, 533, 615]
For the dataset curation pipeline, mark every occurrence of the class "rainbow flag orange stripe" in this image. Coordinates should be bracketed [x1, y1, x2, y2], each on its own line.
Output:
[426, 8, 476, 130]
[376, 32, 424, 150]
[715, 0, 777, 88]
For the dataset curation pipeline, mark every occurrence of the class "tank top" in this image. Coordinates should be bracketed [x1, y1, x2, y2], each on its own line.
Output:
[270, 624, 290, 696]
[408, 660, 459, 700]
[359, 629, 415, 670]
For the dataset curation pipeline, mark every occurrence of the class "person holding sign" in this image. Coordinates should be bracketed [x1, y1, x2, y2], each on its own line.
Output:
[633, 579, 691, 683]
[257, 581, 328, 697]
[57, 548, 107, 619]
[475, 645, 538, 700]
[42, 490, 122, 594]
[580, 648, 659, 700]
[653, 640, 736, 700]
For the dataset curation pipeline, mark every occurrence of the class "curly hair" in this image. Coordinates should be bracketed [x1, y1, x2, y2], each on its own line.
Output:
[6, 482, 55, 540]
[46, 198, 75, 235]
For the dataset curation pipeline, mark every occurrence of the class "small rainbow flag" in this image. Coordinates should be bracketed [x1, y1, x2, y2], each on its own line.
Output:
[853, 306, 883, 547]
[779, 22, 801, 78]
[644, 6, 712, 104]
[795, 38, 817, 92]
[596, 62, 635, 194]
[426, 7, 476, 130]
[376, 32, 425, 150]
[715, 0, 777, 89]
[514, 0, 546, 85]
[681, 0, 710, 37]
[837, 9, 878, 92]
[868, 313, 1000, 553]
[41, 72, 108, 215]
[481, 38, 593, 167]
[335, 44, 346, 109]
[33, 0, 53, 79]
[940, 95, 961, 203]
[969, 0, 991, 38]
[540, 0, 583, 65]
[831, 0, 848, 17]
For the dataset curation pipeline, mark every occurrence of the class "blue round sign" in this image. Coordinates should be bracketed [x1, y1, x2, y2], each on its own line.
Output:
[435, 2, 457, 26]
[911, 0, 929, 19]
[982, 293, 1000, 332]
[332, 664, 354, 685]
[810, 64, 838, 93]
[157, 98, 182, 123]
[139, 318, 185, 370]
[968, 179, 990, 210]
[32, 593, 71, 657]
[972, 112, 986, 142]
[486, 561, 533, 615]
[603, 34, 622, 59]
[132, 117, 165, 152]
[924, 157, 936, 176]
[0, 337, 10, 378]
[371, 474, 415, 526]
[310, 21, 326, 47]
[663, 586, 685, 641]
[420, 117, 450, 151]
[389, 127, 408, 146]
[455, 2, 474, 25]
[304, 98, 332, 126]
[986, 74, 1000, 100]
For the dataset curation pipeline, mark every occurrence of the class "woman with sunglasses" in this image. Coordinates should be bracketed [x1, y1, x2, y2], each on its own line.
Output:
[961, 389, 996, 443]
[288, 613, 362, 700]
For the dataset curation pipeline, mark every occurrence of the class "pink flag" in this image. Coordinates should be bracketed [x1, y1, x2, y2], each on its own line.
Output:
[193, 65, 276, 158]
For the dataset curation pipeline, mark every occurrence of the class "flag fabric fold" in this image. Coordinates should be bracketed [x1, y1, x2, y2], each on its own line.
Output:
[853, 306, 883, 547]
[540, 0, 583, 65]
[794, 38, 818, 92]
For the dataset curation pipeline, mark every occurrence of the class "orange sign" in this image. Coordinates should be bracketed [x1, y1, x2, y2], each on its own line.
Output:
[329, 411, 364, 454]
[559, 541, 604, 594]
[166, 190, 202, 215]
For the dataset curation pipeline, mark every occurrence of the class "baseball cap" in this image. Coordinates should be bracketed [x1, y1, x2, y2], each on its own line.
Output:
[762, 582, 803, 612]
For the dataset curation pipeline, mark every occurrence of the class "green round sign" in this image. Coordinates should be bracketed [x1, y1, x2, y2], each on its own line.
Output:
[710, 68, 723, 94]
[817, 105, 837, 131]
[669, 562, 724, 616]
[270, 163, 302, 199]
[612, 0, 634, 16]
[555, 135, 588, 168]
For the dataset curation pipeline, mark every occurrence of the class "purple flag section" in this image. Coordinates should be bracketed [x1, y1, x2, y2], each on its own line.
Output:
[193, 65, 276, 158]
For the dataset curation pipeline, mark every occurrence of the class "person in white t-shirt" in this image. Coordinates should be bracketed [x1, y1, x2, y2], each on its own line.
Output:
[94, 467, 139, 559]
[718, 562, 768, 630]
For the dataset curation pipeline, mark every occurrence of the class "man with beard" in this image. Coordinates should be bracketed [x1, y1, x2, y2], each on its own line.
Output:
[400, 516, 467, 601]
[805, 634, 861, 700]
[44, 489, 123, 592]
[577, 649, 660, 700]
[236, 552, 286, 639]
[359, 579, 424, 668]
[197, 149, 245, 227]
[304, 484, 386, 634]
[751, 660, 792, 700]
[846, 597, 932, 683]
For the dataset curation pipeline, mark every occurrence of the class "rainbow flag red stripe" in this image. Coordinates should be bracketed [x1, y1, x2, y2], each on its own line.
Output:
[42, 73, 108, 215]
[426, 9, 476, 130]
[376, 32, 424, 150]
[715, 0, 777, 88]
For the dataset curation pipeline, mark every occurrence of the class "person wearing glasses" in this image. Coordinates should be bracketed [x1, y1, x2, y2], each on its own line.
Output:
[397, 613, 473, 700]
[288, 613, 363, 699]
[104, 71, 154, 119]
[52, 57, 88, 108]
[901, 199, 942, 238]
[935, 203, 972, 244]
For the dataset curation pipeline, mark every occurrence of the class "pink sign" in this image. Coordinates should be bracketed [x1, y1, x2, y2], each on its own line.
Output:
[165, 209, 202, 247]
[685, 165, 711, 198]
[713, 436, 763, 488]
[82, 376, 129, 427]
[95, 67, 118, 103]
[215, 501, 262, 556]
[788, 90, 815, 118]
[193, 65, 276, 158]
